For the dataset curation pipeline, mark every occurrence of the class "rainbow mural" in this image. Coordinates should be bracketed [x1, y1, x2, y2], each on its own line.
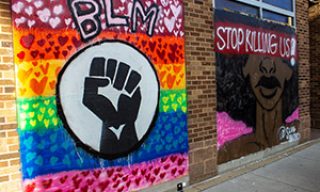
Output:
[11, 0, 189, 191]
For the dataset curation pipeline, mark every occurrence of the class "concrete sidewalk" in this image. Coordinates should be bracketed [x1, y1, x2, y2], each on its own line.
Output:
[187, 140, 320, 192]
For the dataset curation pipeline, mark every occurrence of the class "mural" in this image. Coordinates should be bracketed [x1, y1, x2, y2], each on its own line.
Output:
[214, 10, 300, 164]
[11, 0, 188, 191]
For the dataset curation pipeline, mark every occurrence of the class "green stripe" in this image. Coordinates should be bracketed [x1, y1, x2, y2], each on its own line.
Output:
[16, 89, 187, 131]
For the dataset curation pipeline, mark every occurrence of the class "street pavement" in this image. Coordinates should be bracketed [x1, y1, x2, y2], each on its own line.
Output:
[203, 142, 320, 192]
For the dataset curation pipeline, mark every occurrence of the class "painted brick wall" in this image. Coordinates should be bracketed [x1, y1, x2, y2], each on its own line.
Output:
[296, 0, 311, 140]
[184, 0, 217, 183]
[0, 1, 22, 191]
[0, 0, 312, 190]
[309, 3, 320, 129]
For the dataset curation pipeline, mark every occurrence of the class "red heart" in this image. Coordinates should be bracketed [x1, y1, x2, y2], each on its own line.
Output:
[37, 39, 46, 47]
[166, 73, 176, 89]
[49, 81, 56, 90]
[40, 63, 49, 75]
[20, 34, 35, 49]
[30, 77, 48, 95]
[30, 50, 39, 59]
[58, 36, 69, 46]
[17, 51, 25, 60]
[25, 183, 36, 192]
[72, 37, 82, 48]
[41, 179, 52, 189]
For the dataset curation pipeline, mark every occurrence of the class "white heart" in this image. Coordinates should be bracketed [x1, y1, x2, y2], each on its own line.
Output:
[120, 0, 126, 3]
[180, 31, 184, 37]
[173, 30, 178, 37]
[53, 5, 63, 15]
[164, 17, 175, 32]
[49, 17, 60, 28]
[64, 18, 72, 25]
[146, 1, 151, 7]
[34, 1, 43, 8]
[28, 20, 36, 28]
[159, 26, 164, 33]
[26, 0, 32, 3]
[161, 0, 169, 7]
[25, 6, 33, 16]
[170, 4, 181, 18]
[176, 23, 181, 29]
[37, 8, 51, 23]
[15, 17, 26, 26]
[12, 2, 24, 14]
[164, 9, 170, 17]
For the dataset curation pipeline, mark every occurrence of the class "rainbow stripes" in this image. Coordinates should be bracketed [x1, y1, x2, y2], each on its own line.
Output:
[12, 0, 188, 191]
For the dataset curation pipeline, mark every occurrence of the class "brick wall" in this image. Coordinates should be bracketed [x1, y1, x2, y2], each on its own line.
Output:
[0, 0, 312, 190]
[184, 0, 217, 183]
[309, 3, 320, 129]
[0, 1, 22, 191]
[296, 0, 311, 140]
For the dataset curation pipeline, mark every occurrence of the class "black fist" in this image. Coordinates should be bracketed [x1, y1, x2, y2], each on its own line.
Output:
[83, 57, 142, 155]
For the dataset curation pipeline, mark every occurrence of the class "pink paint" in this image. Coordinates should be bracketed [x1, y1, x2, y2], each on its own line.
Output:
[285, 108, 299, 124]
[217, 112, 253, 149]
[23, 153, 188, 192]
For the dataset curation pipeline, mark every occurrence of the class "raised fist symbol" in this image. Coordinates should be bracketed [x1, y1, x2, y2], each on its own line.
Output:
[58, 40, 159, 159]
[83, 57, 142, 155]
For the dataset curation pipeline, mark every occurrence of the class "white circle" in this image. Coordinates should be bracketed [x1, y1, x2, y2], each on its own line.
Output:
[58, 41, 159, 157]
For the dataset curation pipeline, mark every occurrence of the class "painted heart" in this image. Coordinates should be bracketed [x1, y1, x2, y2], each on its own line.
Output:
[26, 152, 36, 163]
[72, 37, 82, 48]
[34, 1, 43, 8]
[53, 5, 63, 15]
[40, 63, 50, 74]
[15, 17, 26, 26]
[164, 17, 175, 32]
[30, 77, 48, 95]
[170, 4, 181, 18]
[49, 17, 61, 28]
[42, 179, 52, 189]
[37, 39, 46, 47]
[17, 51, 25, 60]
[50, 156, 59, 166]
[20, 34, 35, 49]
[58, 36, 69, 46]
[25, 6, 33, 16]
[12, 2, 24, 14]
[18, 68, 33, 82]
[37, 8, 51, 23]
[27, 20, 36, 28]
[65, 18, 72, 25]
[30, 50, 39, 59]
[25, 183, 36, 192]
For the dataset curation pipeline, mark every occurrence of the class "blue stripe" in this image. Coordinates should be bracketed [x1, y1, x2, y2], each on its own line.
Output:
[19, 111, 188, 179]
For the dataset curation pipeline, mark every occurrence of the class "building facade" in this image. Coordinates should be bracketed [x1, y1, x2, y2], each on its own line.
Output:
[0, 0, 312, 191]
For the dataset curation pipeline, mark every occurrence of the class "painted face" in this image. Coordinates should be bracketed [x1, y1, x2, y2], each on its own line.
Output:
[243, 55, 293, 110]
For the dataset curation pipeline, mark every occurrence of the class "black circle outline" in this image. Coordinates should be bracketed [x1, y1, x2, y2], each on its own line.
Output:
[56, 39, 160, 160]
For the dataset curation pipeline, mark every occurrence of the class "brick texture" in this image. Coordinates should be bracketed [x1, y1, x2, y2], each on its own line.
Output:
[0, 1, 21, 192]
[0, 0, 313, 190]
[296, 0, 311, 140]
[309, 3, 320, 129]
[184, 0, 217, 183]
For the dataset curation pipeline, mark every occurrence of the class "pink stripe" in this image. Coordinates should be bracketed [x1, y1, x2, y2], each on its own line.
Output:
[285, 108, 299, 124]
[217, 112, 253, 149]
[23, 153, 188, 192]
